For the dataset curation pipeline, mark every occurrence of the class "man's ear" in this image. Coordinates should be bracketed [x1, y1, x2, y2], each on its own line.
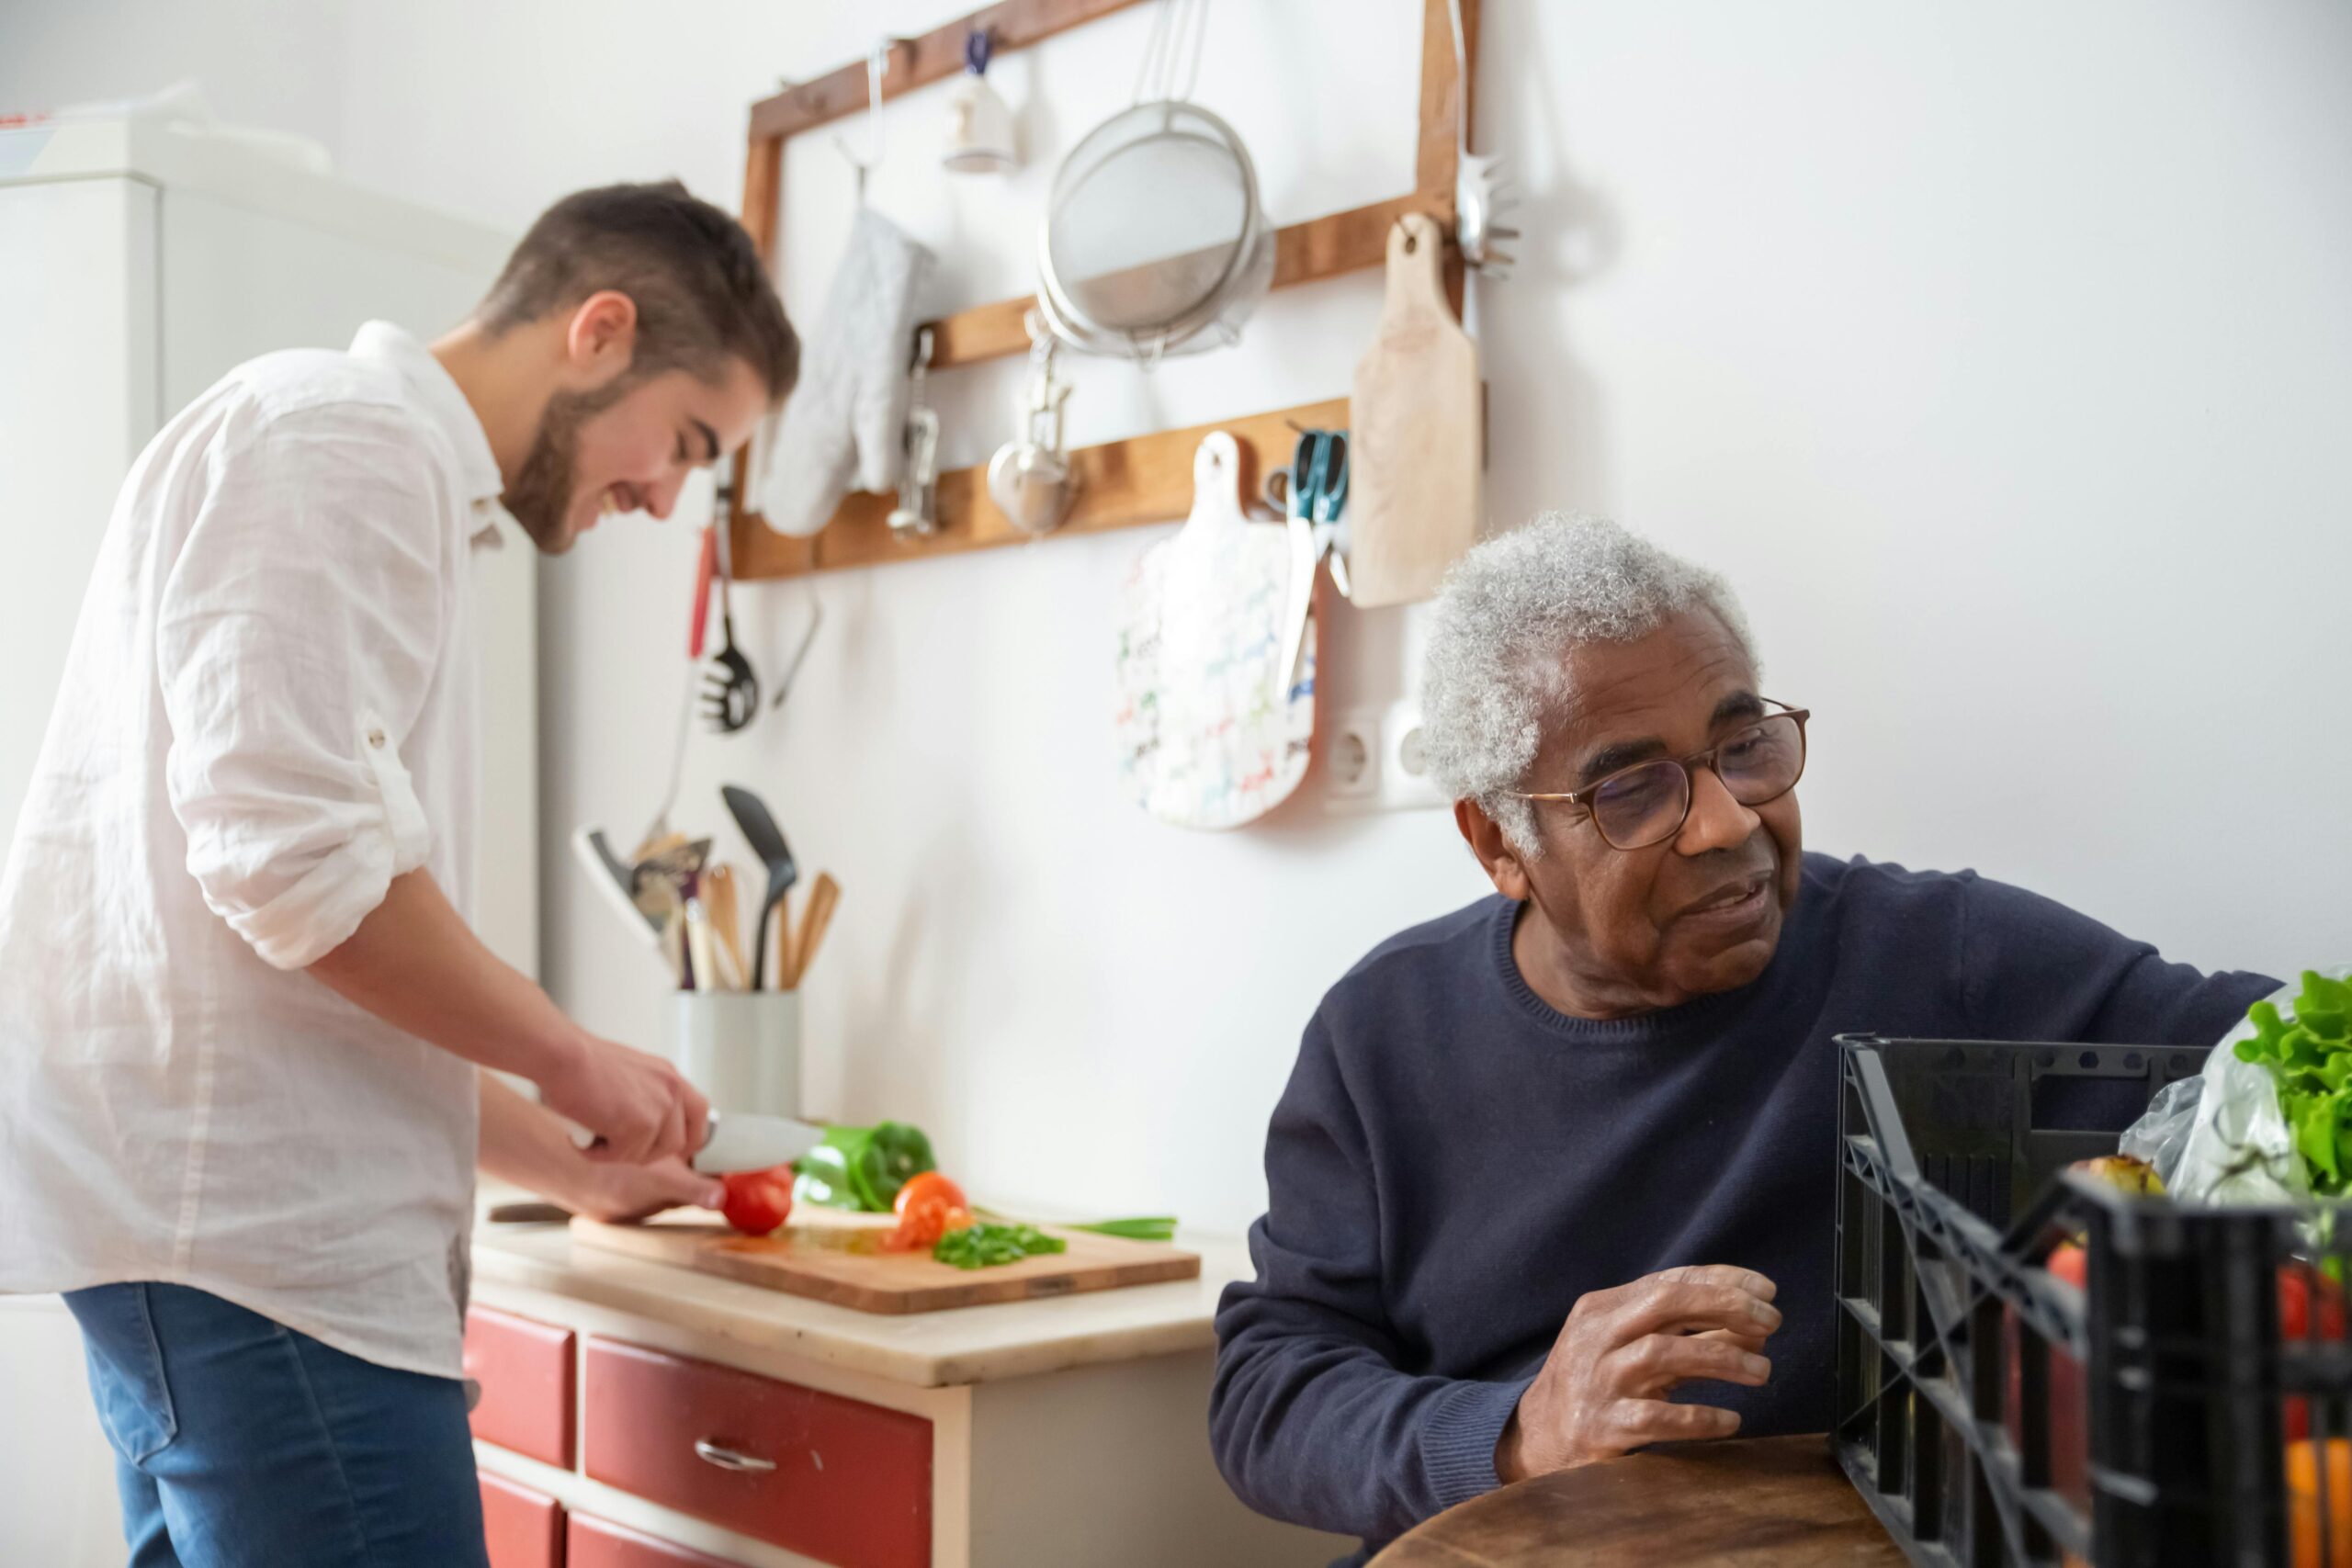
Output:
[563, 289, 639, 384]
[1455, 798, 1533, 902]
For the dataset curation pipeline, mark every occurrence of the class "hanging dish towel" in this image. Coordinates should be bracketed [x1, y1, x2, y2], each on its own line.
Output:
[757, 208, 935, 536]
[1113, 433, 1317, 829]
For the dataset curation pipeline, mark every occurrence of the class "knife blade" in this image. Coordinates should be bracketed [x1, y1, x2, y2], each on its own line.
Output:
[691, 1111, 825, 1175]
[560, 1109, 825, 1175]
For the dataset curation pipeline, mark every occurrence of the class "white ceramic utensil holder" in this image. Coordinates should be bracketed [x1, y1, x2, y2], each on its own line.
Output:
[668, 991, 802, 1119]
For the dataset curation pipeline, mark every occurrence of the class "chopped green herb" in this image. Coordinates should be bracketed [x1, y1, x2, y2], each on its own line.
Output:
[933, 1222, 1068, 1270]
[970, 1207, 1178, 1243]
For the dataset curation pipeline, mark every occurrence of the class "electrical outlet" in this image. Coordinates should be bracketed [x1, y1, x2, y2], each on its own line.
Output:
[1323, 707, 1382, 811]
[1325, 704, 1448, 814]
[1380, 701, 1450, 811]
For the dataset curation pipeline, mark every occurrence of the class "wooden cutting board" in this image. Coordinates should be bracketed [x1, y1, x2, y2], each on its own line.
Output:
[570, 1211, 1200, 1315]
[1347, 211, 1483, 609]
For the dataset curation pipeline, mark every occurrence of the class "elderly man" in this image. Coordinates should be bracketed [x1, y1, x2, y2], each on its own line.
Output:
[1209, 514, 2275, 1562]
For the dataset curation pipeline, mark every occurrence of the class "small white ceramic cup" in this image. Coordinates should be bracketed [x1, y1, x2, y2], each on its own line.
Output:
[668, 991, 801, 1120]
[943, 73, 1016, 174]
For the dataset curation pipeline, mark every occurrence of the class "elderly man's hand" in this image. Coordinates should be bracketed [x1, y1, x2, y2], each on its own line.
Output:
[1495, 1265, 1781, 1483]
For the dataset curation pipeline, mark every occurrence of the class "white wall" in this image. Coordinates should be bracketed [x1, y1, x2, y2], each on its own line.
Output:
[0, 0, 344, 138]
[7, 2, 2350, 1237]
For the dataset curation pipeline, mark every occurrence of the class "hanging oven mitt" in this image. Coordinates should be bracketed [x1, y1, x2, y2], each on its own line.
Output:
[757, 208, 935, 536]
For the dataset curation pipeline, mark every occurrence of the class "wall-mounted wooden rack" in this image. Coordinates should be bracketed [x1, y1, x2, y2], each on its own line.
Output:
[729, 0, 1478, 581]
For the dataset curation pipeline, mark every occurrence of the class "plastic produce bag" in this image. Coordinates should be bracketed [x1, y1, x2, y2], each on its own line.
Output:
[2129, 971, 2352, 1206]
[2118, 1075, 2203, 1190]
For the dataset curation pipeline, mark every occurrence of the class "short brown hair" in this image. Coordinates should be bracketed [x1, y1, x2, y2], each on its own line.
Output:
[480, 180, 797, 403]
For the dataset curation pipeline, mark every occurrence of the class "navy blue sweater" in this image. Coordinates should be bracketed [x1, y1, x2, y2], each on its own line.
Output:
[1210, 854, 2276, 1562]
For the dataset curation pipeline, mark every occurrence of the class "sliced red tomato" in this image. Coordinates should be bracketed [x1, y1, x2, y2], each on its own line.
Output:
[881, 1172, 973, 1252]
[893, 1172, 968, 1219]
[882, 1201, 974, 1253]
[720, 1166, 795, 1236]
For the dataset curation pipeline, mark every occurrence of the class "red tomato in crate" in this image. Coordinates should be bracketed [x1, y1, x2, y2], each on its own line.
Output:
[2003, 1254, 2093, 1512]
[2280, 1260, 2349, 1444]
[2282, 1261, 2349, 1342]
[2047, 1242, 2087, 1290]
[2030, 1244, 2349, 1450]
[720, 1166, 795, 1236]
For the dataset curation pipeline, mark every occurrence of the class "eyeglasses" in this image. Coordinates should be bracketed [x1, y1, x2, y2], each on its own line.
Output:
[1509, 704, 1810, 852]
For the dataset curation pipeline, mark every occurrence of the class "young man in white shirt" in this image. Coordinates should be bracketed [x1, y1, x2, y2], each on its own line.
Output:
[0, 181, 798, 1567]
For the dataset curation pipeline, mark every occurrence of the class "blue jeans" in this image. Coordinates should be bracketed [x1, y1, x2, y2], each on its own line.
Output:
[63, 1282, 489, 1568]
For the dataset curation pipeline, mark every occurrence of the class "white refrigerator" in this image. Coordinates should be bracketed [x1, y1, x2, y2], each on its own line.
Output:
[0, 117, 536, 1564]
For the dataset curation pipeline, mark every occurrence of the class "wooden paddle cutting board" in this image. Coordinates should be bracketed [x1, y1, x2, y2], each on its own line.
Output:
[571, 1211, 1199, 1315]
[1347, 212, 1483, 609]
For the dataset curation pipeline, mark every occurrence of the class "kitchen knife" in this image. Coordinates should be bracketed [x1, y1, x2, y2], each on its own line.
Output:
[560, 1109, 825, 1175]
[692, 1110, 825, 1175]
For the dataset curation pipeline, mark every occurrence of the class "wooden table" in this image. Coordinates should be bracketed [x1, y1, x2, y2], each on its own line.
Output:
[1371, 1435, 1903, 1567]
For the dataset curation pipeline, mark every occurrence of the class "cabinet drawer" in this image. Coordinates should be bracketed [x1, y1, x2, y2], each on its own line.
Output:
[465, 1305, 576, 1467]
[480, 1471, 563, 1568]
[567, 1513, 744, 1568]
[582, 1337, 930, 1568]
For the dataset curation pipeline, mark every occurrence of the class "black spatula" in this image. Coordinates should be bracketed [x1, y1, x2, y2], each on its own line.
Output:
[721, 784, 797, 989]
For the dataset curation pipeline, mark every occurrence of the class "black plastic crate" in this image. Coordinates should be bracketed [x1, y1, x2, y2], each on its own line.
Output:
[1834, 1033, 2352, 1567]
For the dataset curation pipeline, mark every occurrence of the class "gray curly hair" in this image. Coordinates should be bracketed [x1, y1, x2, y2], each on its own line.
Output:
[1420, 514, 1758, 856]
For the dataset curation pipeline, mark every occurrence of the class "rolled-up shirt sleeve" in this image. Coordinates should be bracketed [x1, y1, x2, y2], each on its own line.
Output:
[157, 400, 448, 970]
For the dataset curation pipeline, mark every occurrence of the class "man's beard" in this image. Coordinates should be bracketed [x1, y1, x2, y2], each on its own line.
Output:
[503, 382, 627, 552]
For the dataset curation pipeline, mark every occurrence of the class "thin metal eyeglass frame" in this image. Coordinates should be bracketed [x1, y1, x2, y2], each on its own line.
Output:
[1506, 704, 1812, 851]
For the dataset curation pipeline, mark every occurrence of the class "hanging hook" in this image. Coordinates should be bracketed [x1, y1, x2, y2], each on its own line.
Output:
[832, 39, 892, 202]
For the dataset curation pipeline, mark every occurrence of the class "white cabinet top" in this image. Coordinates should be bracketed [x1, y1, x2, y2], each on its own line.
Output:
[472, 1200, 1252, 1390]
[0, 118, 507, 275]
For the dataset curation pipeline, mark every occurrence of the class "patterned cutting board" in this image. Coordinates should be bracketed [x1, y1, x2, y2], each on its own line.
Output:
[1114, 432, 1317, 829]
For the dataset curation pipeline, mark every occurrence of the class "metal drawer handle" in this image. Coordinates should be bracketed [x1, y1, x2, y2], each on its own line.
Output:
[694, 1438, 777, 1473]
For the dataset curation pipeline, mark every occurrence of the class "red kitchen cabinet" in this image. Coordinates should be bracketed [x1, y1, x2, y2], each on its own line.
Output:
[567, 1513, 746, 1568]
[479, 1471, 563, 1568]
[465, 1305, 576, 1467]
[582, 1337, 931, 1568]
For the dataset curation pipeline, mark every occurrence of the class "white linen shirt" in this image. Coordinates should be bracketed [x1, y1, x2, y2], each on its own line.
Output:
[0, 321, 509, 1379]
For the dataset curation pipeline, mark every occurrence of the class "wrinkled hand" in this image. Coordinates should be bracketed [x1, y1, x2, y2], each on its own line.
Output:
[537, 1033, 708, 1167]
[573, 1156, 725, 1224]
[1497, 1265, 1781, 1483]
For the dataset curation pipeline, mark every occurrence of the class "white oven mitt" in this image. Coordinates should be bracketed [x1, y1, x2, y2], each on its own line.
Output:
[757, 209, 934, 536]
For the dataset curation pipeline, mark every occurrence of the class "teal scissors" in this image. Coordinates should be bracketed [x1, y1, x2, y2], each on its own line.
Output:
[1270, 429, 1350, 703]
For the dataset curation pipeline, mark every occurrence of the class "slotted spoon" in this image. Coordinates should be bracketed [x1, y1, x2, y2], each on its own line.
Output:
[702, 519, 760, 733]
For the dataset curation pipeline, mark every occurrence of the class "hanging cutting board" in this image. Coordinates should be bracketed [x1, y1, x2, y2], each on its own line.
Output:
[1346, 212, 1483, 609]
[1113, 431, 1317, 829]
[571, 1212, 1199, 1315]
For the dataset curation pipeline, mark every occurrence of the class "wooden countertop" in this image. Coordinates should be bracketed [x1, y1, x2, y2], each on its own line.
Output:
[1371, 1436, 1901, 1567]
[470, 1196, 1251, 1390]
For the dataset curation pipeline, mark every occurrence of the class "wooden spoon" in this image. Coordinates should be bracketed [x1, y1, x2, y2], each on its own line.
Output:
[786, 874, 840, 990]
[702, 863, 747, 987]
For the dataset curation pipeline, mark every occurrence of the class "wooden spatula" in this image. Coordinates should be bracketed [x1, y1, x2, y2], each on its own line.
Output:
[785, 874, 840, 990]
[1346, 212, 1483, 608]
[702, 863, 747, 988]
